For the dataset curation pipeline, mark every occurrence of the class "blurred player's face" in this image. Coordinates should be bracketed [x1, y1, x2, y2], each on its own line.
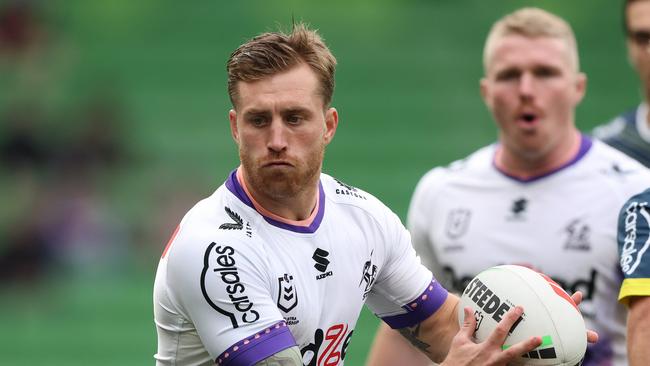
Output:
[480, 35, 586, 161]
[229, 63, 338, 201]
[627, 0, 650, 100]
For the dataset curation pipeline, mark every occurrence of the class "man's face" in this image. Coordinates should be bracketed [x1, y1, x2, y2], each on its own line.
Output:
[627, 0, 650, 99]
[480, 35, 586, 160]
[229, 63, 338, 200]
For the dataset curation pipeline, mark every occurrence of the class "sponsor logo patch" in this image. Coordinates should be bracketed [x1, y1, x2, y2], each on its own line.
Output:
[334, 178, 367, 200]
[359, 251, 378, 299]
[201, 242, 260, 328]
[445, 208, 471, 239]
[301, 324, 353, 366]
[313, 248, 333, 280]
[507, 198, 528, 221]
[562, 218, 591, 251]
[219, 207, 252, 237]
[277, 273, 298, 313]
[620, 200, 650, 276]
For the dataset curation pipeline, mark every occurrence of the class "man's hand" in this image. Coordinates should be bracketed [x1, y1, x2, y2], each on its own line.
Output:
[570, 291, 598, 343]
[440, 306, 541, 366]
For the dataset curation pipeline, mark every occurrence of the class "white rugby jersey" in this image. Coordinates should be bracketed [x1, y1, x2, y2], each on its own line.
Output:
[409, 136, 650, 366]
[154, 169, 446, 366]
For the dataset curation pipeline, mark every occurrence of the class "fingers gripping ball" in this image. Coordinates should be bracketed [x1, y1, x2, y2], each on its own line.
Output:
[458, 265, 587, 366]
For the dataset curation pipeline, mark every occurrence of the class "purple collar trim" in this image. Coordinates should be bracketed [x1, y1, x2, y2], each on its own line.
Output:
[225, 169, 326, 234]
[493, 134, 593, 183]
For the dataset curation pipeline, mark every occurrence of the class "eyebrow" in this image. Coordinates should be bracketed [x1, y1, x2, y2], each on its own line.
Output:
[281, 107, 312, 116]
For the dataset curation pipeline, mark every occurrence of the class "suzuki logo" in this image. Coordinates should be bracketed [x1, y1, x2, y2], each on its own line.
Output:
[313, 248, 333, 280]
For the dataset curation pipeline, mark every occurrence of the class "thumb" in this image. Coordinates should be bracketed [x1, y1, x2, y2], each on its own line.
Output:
[460, 306, 477, 338]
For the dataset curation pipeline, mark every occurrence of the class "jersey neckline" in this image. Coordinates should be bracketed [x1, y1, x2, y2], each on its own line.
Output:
[492, 134, 593, 183]
[225, 169, 326, 234]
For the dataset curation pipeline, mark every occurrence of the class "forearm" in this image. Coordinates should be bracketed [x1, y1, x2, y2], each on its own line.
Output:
[404, 296, 459, 363]
[255, 346, 302, 366]
[627, 296, 650, 366]
[366, 323, 434, 366]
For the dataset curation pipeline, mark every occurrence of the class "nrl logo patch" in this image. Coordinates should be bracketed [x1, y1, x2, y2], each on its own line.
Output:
[445, 208, 471, 239]
[277, 273, 298, 313]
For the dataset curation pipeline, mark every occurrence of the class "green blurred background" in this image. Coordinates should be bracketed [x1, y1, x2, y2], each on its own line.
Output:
[0, 0, 640, 364]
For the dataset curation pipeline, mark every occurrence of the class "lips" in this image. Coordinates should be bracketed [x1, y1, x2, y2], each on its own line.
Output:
[263, 160, 293, 168]
[515, 108, 541, 127]
[520, 113, 537, 123]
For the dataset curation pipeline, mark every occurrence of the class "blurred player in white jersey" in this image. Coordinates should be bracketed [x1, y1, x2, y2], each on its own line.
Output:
[617, 188, 650, 365]
[593, 0, 650, 168]
[151, 23, 558, 366]
[368, 8, 647, 366]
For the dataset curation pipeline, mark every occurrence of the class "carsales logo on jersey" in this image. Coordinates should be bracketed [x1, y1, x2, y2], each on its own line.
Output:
[620, 200, 650, 276]
[202, 243, 260, 329]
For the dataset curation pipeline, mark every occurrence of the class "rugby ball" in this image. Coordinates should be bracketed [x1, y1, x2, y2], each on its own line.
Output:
[458, 265, 586, 366]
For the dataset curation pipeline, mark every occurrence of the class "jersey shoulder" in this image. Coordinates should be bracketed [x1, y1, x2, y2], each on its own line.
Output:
[164, 185, 267, 273]
[321, 173, 389, 213]
[584, 140, 650, 193]
[411, 145, 496, 203]
[593, 107, 636, 141]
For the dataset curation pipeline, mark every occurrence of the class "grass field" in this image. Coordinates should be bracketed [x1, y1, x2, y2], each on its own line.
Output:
[0, 0, 640, 364]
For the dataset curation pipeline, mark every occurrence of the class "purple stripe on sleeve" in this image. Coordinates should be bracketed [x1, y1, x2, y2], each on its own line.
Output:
[225, 169, 326, 234]
[381, 280, 449, 329]
[493, 134, 593, 183]
[216, 321, 297, 366]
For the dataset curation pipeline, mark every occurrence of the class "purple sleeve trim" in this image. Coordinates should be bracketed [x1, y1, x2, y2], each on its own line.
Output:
[216, 321, 297, 366]
[381, 280, 449, 329]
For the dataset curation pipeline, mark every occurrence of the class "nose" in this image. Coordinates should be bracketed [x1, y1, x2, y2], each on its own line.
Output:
[518, 72, 535, 101]
[267, 119, 288, 153]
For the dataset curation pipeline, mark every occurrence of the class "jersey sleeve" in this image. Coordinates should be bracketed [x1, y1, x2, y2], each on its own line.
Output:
[364, 204, 448, 329]
[407, 169, 448, 282]
[166, 228, 297, 365]
[618, 188, 650, 305]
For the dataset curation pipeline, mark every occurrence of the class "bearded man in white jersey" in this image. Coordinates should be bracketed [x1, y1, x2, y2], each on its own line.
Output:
[151, 23, 565, 366]
[367, 7, 648, 366]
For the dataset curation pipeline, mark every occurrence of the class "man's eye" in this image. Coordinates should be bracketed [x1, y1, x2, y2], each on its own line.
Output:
[287, 115, 303, 124]
[534, 67, 558, 78]
[496, 70, 520, 81]
[249, 116, 267, 126]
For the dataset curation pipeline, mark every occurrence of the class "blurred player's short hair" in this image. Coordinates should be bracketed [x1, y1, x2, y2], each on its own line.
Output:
[483, 7, 580, 72]
[227, 22, 337, 109]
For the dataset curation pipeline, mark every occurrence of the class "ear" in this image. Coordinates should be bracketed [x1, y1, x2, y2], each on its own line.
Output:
[573, 72, 587, 105]
[229, 109, 239, 143]
[323, 107, 339, 145]
[479, 77, 491, 107]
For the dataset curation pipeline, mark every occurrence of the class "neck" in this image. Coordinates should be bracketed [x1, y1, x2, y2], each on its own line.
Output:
[237, 168, 319, 222]
[495, 129, 582, 180]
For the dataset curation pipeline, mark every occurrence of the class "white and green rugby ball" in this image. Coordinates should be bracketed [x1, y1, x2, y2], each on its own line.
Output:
[458, 265, 587, 366]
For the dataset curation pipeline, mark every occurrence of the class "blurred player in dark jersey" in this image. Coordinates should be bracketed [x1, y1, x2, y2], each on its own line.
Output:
[594, 0, 650, 167]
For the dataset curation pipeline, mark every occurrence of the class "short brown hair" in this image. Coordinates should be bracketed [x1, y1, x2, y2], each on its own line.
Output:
[227, 23, 337, 109]
[483, 7, 579, 72]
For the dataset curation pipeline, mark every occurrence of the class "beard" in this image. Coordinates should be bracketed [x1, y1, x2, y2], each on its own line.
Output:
[239, 144, 324, 201]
